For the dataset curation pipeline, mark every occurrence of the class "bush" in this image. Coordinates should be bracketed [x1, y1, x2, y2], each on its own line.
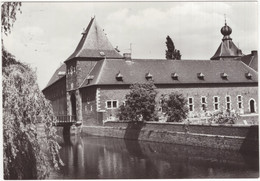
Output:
[208, 110, 238, 124]
[161, 92, 188, 122]
[118, 82, 158, 122]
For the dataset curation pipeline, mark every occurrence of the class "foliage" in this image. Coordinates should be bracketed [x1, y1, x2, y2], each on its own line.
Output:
[2, 3, 63, 179]
[118, 82, 158, 122]
[2, 46, 23, 67]
[161, 92, 188, 122]
[165, 35, 181, 60]
[208, 110, 238, 124]
[3, 56, 63, 179]
[1, 2, 22, 35]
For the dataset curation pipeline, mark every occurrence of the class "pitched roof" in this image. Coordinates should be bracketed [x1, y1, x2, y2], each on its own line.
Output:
[238, 51, 258, 71]
[43, 63, 66, 90]
[81, 59, 258, 88]
[211, 40, 243, 60]
[65, 17, 122, 61]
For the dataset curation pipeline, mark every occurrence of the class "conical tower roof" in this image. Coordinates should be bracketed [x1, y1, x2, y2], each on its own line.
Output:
[211, 21, 243, 60]
[66, 17, 122, 61]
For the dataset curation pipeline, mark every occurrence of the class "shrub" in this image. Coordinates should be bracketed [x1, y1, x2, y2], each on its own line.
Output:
[161, 92, 188, 122]
[118, 82, 158, 122]
[208, 110, 238, 124]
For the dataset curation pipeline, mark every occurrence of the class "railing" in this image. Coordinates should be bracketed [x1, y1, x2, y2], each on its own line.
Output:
[56, 115, 76, 124]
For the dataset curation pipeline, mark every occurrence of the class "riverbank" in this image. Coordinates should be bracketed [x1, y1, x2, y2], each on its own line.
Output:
[81, 121, 258, 153]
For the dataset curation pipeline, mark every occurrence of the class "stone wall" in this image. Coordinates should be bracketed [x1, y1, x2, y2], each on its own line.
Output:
[81, 122, 258, 152]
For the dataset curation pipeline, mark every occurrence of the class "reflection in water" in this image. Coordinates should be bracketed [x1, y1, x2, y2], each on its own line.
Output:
[51, 135, 259, 179]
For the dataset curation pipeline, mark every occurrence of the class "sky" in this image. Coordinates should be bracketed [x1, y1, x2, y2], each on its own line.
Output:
[2, 1, 258, 90]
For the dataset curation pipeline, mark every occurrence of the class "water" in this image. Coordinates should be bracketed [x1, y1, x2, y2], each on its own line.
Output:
[50, 135, 258, 179]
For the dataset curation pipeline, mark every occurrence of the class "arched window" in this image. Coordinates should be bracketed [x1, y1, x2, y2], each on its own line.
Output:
[249, 99, 256, 113]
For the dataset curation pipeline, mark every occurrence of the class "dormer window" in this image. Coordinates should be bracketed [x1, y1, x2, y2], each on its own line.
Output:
[87, 75, 94, 80]
[58, 71, 66, 78]
[86, 75, 94, 84]
[145, 72, 153, 80]
[245, 72, 252, 79]
[171, 73, 178, 80]
[197, 72, 204, 80]
[116, 71, 123, 81]
[221, 72, 228, 79]
[99, 51, 105, 56]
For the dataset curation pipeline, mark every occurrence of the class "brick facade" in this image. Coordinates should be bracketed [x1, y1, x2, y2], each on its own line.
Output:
[91, 84, 258, 124]
[81, 87, 100, 125]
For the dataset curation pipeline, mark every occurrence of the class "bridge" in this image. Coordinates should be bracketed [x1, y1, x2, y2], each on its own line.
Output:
[55, 115, 77, 127]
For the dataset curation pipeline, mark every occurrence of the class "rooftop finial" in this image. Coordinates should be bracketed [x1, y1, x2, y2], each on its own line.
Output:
[224, 14, 226, 25]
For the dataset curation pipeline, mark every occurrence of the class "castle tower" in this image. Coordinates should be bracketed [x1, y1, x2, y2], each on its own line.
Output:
[211, 19, 243, 60]
[64, 17, 122, 124]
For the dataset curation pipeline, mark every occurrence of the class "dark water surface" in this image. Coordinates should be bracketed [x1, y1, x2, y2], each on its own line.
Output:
[50, 135, 258, 179]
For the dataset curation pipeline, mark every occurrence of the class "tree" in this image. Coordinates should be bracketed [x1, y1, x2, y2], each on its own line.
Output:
[118, 82, 158, 122]
[165, 35, 181, 60]
[1, 2, 22, 35]
[2, 2, 63, 179]
[161, 92, 188, 122]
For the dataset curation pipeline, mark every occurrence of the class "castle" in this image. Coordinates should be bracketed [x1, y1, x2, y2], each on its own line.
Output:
[42, 17, 258, 125]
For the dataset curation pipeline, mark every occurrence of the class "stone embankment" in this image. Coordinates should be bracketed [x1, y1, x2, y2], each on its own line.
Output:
[81, 121, 258, 153]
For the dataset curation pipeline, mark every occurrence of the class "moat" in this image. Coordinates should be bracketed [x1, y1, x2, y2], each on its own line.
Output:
[50, 135, 258, 179]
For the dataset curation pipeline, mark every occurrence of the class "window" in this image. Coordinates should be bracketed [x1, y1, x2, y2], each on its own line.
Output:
[226, 95, 231, 110]
[201, 96, 207, 111]
[188, 97, 194, 112]
[213, 96, 219, 111]
[237, 95, 243, 109]
[249, 99, 256, 113]
[106, 100, 118, 109]
[85, 103, 93, 112]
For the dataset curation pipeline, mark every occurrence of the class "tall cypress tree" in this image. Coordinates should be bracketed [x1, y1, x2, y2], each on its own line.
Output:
[165, 35, 181, 60]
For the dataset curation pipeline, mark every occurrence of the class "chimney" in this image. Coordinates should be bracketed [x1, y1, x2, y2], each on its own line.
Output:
[251, 50, 257, 56]
[123, 53, 131, 61]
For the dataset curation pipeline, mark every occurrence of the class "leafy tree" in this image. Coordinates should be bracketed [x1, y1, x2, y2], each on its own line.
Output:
[2, 2, 63, 179]
[165, 35, 181, 60]
[1, 2, 22, 35]
[161, 92, 188, 122]
[118, 82, 158, 122]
